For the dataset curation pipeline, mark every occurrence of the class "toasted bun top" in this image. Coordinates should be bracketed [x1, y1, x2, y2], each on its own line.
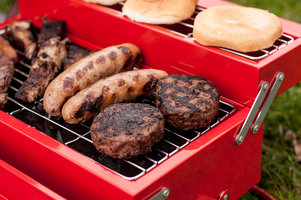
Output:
[193, 6, 283, 52]
[122, 0, 198, 24]
[85, 0, 124, 6]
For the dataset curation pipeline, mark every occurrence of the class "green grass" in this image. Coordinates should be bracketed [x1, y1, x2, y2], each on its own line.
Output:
[0, 0, 14, 13]
[228, 1, 301, 199]
[1, 0, 300, 199]
[229, 0, 301, 23]
[239, 83, 301, 200]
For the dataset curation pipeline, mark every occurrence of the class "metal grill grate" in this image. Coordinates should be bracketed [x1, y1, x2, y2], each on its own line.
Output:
[108, 3, 295, 61]
[1, 31, 236, 180]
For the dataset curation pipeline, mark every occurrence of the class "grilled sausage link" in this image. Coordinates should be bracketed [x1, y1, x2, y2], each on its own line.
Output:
[62, 69, 168, 124]
[43, 43, 142, 116]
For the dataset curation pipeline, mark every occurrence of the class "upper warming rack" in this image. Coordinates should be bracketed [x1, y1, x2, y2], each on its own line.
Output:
[107, 3, 294, 61]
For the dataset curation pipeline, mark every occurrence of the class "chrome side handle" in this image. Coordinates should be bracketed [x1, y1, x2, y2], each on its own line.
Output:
[251, 72, 285, 134]
[235, 81, 269, 145]
[235, 72, 285, 145]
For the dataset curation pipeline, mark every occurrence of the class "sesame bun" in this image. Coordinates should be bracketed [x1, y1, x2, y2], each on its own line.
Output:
[193, 6, 283, 52]
[85, 0, 125, 6]
[122, 0, 198, 25]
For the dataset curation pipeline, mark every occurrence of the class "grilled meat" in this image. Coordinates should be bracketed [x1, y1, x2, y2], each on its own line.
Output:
[43, 43, 142, 117]
[91, 103, 165, 159]
[0, 36, 18, 108]
[15, 37, 67, 103]
[85, 0, 125, 6]
[62, 69, 168, 124]
[38, 18, 65, 46]
[62, 44, 92, 70]
[5, 20, 36, 60]
[154, 74, 220, 130]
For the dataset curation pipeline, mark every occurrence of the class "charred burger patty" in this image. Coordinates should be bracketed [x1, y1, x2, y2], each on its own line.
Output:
[154, 74, 220, 130]
[91, 103, 164, 159]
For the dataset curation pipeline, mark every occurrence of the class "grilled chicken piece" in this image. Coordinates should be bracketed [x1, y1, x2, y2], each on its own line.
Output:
[15, 37, 67, 103]
[62, 44, 92, 70]
[0, 36, 18, 108]
[5, 20, 36, 60]
[38, 18, 65, 46]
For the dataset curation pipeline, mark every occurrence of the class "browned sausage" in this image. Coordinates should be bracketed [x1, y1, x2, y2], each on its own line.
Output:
[62, 69, 168, 124]
[43, 43, 142, 116]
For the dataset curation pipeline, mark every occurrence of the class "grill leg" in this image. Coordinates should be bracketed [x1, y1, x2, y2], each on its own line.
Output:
[250, 185, 277, 200]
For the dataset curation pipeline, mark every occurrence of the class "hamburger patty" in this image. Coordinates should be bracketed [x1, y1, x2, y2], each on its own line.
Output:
[154, 74, 220, 130]
[91, 103, 165, 159]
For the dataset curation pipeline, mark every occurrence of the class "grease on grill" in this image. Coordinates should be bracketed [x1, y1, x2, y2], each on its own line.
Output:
[67, 138, 144, 178]
[127, 156, 156, 171]
[12, 109, 77, 143]
[153, 140, 178, 155]
[217, 109, 228, 121]
[219, 102, 234, 113]
[2, 97, 21, 113]
[146, 149, 167, 163]
[27, 101, 90, 134]
[164, 130, 188, 148]
[165, 124, 199, 141]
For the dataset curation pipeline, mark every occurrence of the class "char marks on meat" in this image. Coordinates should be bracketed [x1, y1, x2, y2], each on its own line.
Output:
[5, 20, 36, 60]
[15, 37, 67, 103]
[38, 18, 66, 46]
[62, 44, 92, 70]
[43, 43, 142, 117]
[61, 69, 167, 124]
[0, 36, 18, 108]
[91, 103, 165, 159]
[155, 74, 220, 130]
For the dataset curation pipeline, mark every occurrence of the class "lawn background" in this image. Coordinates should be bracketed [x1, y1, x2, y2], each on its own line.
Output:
[0, 0, 300, 199]
[228, 1, 301, 199]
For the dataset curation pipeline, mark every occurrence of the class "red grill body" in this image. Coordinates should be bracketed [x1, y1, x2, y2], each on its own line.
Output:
[0, 0, 300, 199]
[0, 159, 64, 199]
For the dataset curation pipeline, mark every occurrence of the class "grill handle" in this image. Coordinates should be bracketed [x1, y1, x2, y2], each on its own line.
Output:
[235, 72, 285, 145]
[250, 73, 285, 134]
[148, 188, 230, 200]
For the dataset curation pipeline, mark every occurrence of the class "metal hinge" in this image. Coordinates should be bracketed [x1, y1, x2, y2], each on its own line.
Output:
[149, 188, 170, 200]
[235, 72, 285, 145]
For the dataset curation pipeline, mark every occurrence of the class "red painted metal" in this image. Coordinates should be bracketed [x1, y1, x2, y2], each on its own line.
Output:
[250, 185, 277, 200]
[16, 0, 301, 107]
[0, 0, 300, 199]
[0, 104, 256, 200]
[0, 159, 64, 199]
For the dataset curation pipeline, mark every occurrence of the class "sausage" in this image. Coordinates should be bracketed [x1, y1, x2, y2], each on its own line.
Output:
[62, 69, 168, 124]
[43, 43, 142, 116]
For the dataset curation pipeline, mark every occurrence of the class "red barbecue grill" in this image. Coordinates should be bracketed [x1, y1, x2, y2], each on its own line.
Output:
[0, 159, 64, 199]
[0, 0, 300, 199]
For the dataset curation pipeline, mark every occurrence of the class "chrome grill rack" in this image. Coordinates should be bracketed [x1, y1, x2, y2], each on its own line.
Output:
[2, 42, 236, 181]
[108, 3, 294, 61]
